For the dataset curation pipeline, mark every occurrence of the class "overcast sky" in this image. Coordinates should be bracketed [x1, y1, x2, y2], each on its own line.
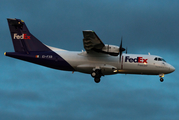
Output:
[0, 0, 179, 120]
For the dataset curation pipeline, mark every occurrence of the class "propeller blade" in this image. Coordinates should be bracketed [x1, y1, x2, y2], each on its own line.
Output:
[119, 52, 122, 61]
[120, 37, 123, 49]
[119, 37, 125, 61]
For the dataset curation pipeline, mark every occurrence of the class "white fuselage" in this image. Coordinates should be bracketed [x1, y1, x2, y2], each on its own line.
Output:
[52, 49, 175, 76]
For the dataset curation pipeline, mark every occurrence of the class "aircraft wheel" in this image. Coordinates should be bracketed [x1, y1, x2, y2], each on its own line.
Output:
[160, 78, 164, 82]
[91, 69, 102, 83]
[91, 69, 101, 78]
[91, 72, 96, 78]
[94, 78, 100, 83]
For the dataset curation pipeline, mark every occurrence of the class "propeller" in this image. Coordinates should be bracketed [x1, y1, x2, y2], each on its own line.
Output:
[119, 37, 125, 61]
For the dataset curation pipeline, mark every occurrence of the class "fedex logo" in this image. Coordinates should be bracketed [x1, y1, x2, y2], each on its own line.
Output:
[14, 33, 30, 39]
[125, 56, 148, 63]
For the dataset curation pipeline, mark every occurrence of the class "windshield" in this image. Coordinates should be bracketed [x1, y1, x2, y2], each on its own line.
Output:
[161, 58, 166, 62]
[154, 57, 166, 62]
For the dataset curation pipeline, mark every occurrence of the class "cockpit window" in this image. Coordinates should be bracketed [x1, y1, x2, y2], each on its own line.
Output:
[154, 57, 166, 62]
[158, 58, 162, 61]
[161, 58, 166, 62]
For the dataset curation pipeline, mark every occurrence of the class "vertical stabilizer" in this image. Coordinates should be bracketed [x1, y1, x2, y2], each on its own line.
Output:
[7, 18, 51, 53]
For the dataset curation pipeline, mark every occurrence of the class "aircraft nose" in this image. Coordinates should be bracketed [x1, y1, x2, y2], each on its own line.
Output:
[170, 65, 175, 73]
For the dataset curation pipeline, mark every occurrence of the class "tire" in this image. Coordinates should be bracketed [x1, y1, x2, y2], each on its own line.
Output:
[94, 78, 100, 83]
[160, 78, 164, 82]
[91, 72, 96, 78]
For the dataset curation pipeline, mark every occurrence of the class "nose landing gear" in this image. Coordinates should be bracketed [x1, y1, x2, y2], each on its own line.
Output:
[160, 77, 164, 82]
[91, 69, 102, 83]
[159, 73, 164, 82]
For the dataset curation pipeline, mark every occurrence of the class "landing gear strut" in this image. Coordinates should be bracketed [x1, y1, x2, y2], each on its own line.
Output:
[91, 69, 102, 83]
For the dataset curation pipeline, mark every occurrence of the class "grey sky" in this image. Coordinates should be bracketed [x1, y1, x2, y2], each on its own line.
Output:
[0, 0, 179, 120]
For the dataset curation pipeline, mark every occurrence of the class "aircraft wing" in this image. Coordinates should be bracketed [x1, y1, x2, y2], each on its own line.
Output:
[83, 30, 105, 53]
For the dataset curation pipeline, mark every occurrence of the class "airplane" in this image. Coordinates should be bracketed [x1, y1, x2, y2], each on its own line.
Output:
[4, 18, 175, 83]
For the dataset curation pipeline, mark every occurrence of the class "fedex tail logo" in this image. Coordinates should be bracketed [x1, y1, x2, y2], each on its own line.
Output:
[14, 33, 30, 39]
[125, 56, 148, 63]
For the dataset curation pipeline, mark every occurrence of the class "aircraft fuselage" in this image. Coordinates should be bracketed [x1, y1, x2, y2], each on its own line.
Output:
[5, 18, 175, 83]
[6, 50, 174, 76]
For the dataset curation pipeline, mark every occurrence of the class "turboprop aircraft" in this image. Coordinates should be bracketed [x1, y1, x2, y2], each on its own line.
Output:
[4, 18, 175, 83]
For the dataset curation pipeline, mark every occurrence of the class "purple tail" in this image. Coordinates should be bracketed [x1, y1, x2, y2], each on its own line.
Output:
[7, 18, 51, 53]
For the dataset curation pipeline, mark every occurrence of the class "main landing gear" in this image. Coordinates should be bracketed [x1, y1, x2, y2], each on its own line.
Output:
[91, 69, 102, 83]
[159, 73, 164, 82]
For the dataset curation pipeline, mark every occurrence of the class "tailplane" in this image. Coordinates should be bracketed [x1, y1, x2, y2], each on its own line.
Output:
[7, 18, 51, 53]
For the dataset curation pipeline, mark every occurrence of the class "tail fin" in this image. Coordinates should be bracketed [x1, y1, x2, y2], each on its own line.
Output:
[7, 18, 51, 53]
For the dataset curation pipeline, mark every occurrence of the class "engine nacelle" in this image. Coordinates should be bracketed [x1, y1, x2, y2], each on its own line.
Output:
[101, 44, 119, 56]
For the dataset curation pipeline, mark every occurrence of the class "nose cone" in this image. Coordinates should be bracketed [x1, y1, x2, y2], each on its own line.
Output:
[170, 65, 175, 73]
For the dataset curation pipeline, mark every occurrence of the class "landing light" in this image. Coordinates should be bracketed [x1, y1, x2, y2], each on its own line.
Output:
[144, 62, 147, 65]
[113, 70, 118, 72]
